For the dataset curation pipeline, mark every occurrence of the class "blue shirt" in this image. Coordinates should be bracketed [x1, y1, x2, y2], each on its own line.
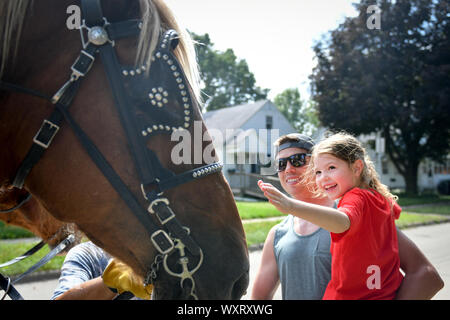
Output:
[51, 241, 110, 300]
[274, 215, 332, 300]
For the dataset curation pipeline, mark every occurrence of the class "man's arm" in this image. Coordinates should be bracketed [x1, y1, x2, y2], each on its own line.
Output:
[51, 242, 114, 300]
[54, 277, 117, 300]
[250, 227, 280, 300]
[396, 228, 444, 300]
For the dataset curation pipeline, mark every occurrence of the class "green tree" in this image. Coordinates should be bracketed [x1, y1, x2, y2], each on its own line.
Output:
[310, 0, 450, 195]
[273, 88, 319, 136]
[192, 33, 269, 111]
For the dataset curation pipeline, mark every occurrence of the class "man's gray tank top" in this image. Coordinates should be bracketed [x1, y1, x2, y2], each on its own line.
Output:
[273, 215, 331, 300]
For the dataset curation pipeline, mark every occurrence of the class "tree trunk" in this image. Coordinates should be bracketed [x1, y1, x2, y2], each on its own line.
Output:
[384, 128, 420, 196]
[402, 162, 419, 195]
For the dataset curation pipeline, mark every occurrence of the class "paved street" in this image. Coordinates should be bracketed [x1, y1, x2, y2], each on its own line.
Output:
[399, 222, 450, 300]
[6, 222, 450, 300]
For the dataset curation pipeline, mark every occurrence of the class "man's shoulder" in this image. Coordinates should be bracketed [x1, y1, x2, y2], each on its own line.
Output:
[272, 215, 292, 240]
[275, 215, 291, 230]
[65, 241, 107, 261]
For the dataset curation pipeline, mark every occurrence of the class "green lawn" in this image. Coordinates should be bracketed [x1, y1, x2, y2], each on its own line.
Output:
[1, 195, 449, 276]
[396, 193, 450, 207]
[0, 242, 66, 277]
[396, 212, 449, 229]
[402, 205, 450, 215]
[236, 201, 284, 220]
[0, 221, 34, 240]
[243, 219, 283, 247]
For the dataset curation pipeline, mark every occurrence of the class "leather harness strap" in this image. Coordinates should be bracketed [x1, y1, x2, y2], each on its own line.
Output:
[0, 274, 23, 300]
[0, 193, 32, 214]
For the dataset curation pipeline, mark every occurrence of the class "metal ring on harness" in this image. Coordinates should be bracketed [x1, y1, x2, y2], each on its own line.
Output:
[0, 276, 11, 300]
[163, 246, 203, 278]
[162, 238, 203, 299]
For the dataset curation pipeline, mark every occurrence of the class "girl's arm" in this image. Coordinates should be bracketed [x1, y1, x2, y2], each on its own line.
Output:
[258, 181, 350, 234]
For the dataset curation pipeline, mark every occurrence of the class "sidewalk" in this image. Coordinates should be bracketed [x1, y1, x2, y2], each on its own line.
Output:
[400, 222, 450, 300]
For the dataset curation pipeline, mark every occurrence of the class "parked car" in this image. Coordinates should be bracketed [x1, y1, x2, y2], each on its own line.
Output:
[437, 180, 450, 195]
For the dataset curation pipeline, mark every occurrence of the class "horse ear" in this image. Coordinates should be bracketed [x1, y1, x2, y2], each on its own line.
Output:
[163, 30, 179, 51]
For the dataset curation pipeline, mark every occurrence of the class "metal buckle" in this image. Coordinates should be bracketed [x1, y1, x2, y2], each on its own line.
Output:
[148, 198, 175, 225]
[71, 50, 95, 79]
[32, 120, 60, 149]
[151, 230, 174, 255]
[140, 179, 162, 201]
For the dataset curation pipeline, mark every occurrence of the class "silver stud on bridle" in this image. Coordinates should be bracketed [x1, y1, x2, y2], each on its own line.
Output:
[79, 17, 115, 49]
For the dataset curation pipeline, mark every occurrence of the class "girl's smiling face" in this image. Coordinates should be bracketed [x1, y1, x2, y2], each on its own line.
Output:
[314, 153, 363, 200]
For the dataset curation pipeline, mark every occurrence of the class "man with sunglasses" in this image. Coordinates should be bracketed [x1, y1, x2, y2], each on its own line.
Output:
[250, 133, 443, 300]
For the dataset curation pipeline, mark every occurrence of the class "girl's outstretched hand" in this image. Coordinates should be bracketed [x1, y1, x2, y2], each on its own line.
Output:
[257, 180, 293, 215]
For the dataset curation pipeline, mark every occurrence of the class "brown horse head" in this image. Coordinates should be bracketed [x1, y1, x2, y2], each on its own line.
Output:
[0, 0, 249, 299]
[0, 185, 82, 249]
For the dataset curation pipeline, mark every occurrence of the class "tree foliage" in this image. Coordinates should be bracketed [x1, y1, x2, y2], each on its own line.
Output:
[192, 33, 269, 112]
[273, 88, 320, 136]
[310, 0, 450, 194]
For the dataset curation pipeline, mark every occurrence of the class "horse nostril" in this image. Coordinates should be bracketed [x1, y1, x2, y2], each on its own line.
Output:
[232, 271, 250, 300]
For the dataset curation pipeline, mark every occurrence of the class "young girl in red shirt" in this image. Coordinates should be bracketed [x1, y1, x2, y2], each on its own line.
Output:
[258, 132, 403, 299]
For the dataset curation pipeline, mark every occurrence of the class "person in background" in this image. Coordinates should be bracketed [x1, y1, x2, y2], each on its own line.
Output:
[251, 133, 444, 300]
[51, 241, 151, 300]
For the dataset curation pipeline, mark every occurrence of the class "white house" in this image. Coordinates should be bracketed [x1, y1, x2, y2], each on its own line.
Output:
[203, 100, 295, 195]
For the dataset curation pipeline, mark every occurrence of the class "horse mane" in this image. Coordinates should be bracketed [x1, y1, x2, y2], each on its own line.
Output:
[0, 0, 202, 105]
[0, 0, 31, 79]
[138, 0, 201, 105]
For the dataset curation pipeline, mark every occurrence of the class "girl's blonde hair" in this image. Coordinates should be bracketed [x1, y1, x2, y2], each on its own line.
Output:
[307, 132, 398, 204]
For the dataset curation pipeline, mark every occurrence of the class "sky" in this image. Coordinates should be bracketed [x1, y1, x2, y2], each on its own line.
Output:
[164, 0, 359, 101]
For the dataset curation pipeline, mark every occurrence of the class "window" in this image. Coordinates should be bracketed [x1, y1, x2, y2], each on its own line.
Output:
[367, 140, 376, 150]
[266, 116, 273, 130]
[434, 160, 450, 174]
[382, 159, 389, 175]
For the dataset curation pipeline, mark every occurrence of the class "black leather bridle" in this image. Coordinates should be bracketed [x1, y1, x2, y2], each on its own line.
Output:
[0, 0, 222, 299]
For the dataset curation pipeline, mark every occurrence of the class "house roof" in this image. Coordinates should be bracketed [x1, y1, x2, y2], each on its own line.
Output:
[203, 100, 269, 133]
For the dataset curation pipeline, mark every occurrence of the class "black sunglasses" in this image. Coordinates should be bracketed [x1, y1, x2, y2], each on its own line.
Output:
[277, 153, 311, 172]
